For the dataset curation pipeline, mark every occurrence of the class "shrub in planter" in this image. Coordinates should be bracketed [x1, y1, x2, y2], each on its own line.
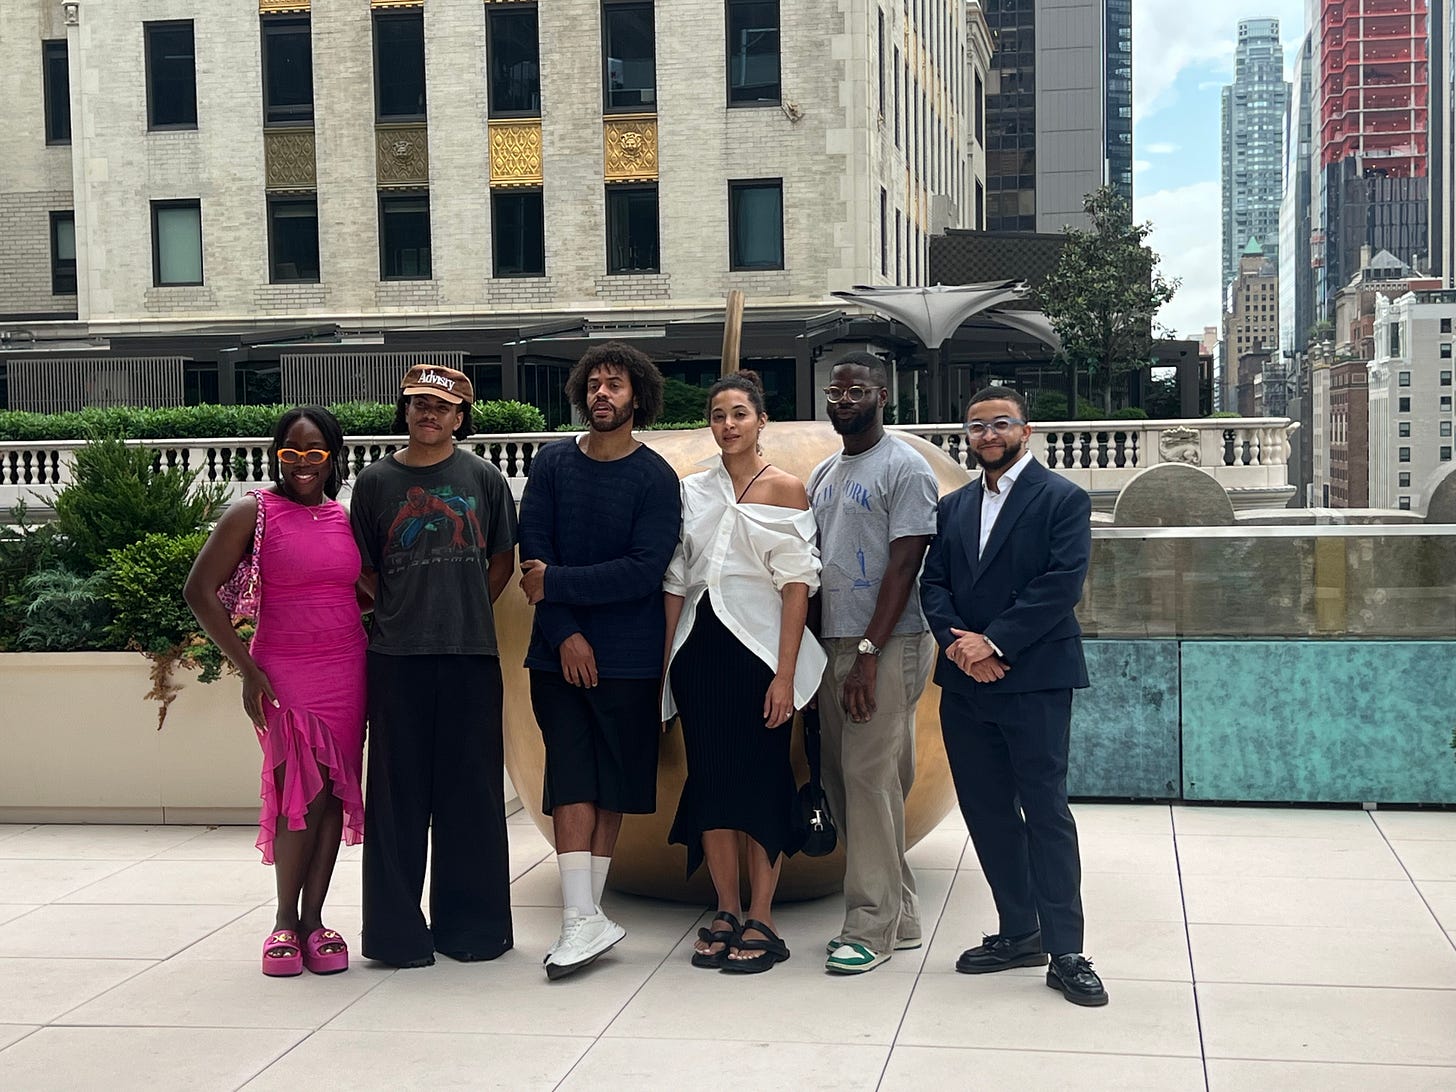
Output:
[1110, 407, 1150, 420]
[15, 567, 115, 652]
[0, 506, 65, 651]
[53, 437, 229, 571]
[105, 531, 215, 725]
[474, 399, 547, 434]
[329, 401, 397, 435]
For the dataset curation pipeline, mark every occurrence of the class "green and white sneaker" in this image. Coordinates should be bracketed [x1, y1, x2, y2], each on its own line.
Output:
[826, 942, 891, 974]
[825, 935, 922, 955]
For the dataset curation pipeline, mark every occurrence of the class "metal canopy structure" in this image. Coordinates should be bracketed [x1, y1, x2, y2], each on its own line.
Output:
[832, 282, 1061, 419]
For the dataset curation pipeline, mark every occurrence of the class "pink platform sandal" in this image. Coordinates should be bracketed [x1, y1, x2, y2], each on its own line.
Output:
[303, 928, 349, 975]
[262, 930, 303, 977]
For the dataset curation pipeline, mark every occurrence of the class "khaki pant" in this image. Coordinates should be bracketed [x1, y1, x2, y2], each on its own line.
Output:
[817, 632, 934, 953]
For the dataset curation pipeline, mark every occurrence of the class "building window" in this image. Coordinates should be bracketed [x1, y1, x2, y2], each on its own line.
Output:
[1399, 396, 1411, 412]
[728, 179, 784, 270]
[1444, 446, 1454, 462]
[1399, 496, 1412, 510]
[894, 208, 901, 282]
[262, 15, 313, 126]
[1399, 472, 1411, 487]
[374, 10, 426, 121]
[892, 47, 900, 145]
[603, 3, 656, 112]
[151, 200, 203, 286]
[1443, 343, 1453, 359]
[727, 0, 780, 105]
[1443, 370, 1453, 387]
[1443, 421, 1453, 438]
[974, 71, 983, 146]
[488, 4, 540, 116]
[1443, 318, 1452, 333]
[43, 40, 70, 144]
[1399, 421, 1411, 437]
[1398, 446, 1411, 463]
[267, 197, 319, 283]
[1442, 396, 1452, 411]
[379, 192, 431, 279]
[1398, 371, 1411, 387]
[50, 212, 76, 295]
[492, 190, 545, 277]
[146, 22, 197, 130]
[605, 184, 659, 273]
[975, 179, 984, 230]
[879, 187, 888, 276]
[877, 9, 885, 117]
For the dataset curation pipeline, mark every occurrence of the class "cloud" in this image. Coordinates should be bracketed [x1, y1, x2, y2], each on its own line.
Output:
[1134, 0, 1306, 121]
[1137, 180, 1224, 340]
[1144, 142, 1181, 156]
[1133, 159, 1153, 175]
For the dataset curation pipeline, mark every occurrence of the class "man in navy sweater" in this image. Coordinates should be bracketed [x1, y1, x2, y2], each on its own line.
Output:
[517, 341, 681, 980]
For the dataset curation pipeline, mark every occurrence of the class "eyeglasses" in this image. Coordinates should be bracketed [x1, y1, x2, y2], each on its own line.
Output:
[823, 385, 884, 404]
[276, 448, 332, 466]
[964, 417, 1026, 438]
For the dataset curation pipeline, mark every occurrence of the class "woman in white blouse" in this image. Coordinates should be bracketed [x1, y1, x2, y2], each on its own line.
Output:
[662, 370, 826, 974]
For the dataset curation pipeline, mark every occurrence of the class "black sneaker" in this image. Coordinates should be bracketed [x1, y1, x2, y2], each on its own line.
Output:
[1046, 953, 1109, 1006]
[955, 930, 1048, 974]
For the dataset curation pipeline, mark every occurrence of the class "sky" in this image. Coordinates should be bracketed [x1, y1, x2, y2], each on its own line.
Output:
[1133, 0, 1308, 340]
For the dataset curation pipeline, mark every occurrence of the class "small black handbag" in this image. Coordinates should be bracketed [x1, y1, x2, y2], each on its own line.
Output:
[793, 706, 838, 857]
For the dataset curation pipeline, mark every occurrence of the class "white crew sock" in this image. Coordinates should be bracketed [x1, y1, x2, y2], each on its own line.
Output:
[590, 855, 612, 905]
[557, 851, 594, 917]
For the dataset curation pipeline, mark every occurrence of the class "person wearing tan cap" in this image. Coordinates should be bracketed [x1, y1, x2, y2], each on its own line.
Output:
[349, 364, 519, 968]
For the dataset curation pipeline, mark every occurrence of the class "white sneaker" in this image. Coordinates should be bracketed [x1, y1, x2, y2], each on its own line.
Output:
[544, 908, 626, 980]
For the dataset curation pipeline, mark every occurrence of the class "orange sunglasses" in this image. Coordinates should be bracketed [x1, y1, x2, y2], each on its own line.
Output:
[276, 448, 332, 466]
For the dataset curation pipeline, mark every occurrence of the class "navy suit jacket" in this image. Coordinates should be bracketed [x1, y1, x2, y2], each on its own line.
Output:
[920, 457, 1091, 697]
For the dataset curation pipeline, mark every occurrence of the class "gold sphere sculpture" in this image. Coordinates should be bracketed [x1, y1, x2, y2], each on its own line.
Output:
[496, 422, 971, 902]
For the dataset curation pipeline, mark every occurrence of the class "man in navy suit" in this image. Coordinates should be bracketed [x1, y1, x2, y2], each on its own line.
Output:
[920, 385, 1106, 1006]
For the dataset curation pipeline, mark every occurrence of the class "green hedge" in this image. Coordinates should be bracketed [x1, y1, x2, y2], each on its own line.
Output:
[0, 399, 546, 441]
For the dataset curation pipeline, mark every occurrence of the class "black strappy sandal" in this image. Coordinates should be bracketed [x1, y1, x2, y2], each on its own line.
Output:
[720, 918, 790, 974]
[691, 911, 742, 969]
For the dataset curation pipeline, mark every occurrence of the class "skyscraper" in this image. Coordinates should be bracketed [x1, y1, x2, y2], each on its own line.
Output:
[983, 1, 1132, 232]
[1280, 31, 1317, 356]
[1222, 18, 1290, 296]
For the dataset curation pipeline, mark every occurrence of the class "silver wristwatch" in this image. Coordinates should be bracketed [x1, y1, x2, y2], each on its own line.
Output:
[857, 637, 880, 656]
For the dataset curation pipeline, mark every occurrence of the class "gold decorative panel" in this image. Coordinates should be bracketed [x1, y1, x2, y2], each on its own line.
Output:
[259, 0, 310, 13]
[489, 120, 543, 188]
[372, 0, 424, 8]
[604, 116, 658, 183]
[265, 128, 317, 191]
[376, 124, 430, 187]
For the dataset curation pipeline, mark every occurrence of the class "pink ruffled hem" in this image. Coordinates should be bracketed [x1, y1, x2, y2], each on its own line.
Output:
[255, 707, 365, 866]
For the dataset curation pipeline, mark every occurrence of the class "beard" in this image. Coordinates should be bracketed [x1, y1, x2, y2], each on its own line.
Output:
[589, 401, 635, 432]
[830, 407, 876, 435]
[972, 437, 1024, 471]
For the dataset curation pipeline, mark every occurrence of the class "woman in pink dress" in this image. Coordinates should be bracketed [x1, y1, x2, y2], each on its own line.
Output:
[185, 406, 366, 977]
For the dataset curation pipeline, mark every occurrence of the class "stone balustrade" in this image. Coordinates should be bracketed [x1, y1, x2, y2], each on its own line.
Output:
[0, 417, 1299, 514]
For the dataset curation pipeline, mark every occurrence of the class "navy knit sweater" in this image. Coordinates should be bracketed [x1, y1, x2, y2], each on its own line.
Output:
[518, 436, 682, 678]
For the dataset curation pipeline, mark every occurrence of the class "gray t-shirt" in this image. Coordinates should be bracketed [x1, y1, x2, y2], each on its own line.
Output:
[350, 449, 518, 656]
[808, 433, 939, 639]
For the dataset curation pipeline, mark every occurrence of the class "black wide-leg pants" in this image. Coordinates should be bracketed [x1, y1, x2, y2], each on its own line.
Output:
[362, 652, 513, 965]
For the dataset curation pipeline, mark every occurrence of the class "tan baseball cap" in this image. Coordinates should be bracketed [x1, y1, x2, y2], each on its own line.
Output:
[400, 364, 474, 405]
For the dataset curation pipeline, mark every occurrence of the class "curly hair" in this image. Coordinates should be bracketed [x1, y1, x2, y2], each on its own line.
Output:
[706, 369, 766, 419]
[392, 394, 473, 441]
[564, 341, 665, 428]
[270, 405, 346, 499]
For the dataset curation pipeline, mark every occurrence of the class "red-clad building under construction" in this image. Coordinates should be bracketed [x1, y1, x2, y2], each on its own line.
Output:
[1315, 0, 1432, 315]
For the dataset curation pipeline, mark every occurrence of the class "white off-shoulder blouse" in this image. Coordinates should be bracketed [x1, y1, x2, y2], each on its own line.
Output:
[662, 460, 828, 719]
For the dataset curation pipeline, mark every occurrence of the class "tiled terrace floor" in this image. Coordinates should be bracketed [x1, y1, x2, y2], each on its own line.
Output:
[1, 804, 1454, 1091]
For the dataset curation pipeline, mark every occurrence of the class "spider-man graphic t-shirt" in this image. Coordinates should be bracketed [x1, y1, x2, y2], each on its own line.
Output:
[350, 449, 517, 657]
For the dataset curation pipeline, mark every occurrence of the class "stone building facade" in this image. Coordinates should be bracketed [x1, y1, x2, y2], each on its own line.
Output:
[0, 0, 990, 337]
[1368, 289, 1456, 511]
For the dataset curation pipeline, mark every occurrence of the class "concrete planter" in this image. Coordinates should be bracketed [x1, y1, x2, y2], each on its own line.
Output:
[0, 652, 261, 824]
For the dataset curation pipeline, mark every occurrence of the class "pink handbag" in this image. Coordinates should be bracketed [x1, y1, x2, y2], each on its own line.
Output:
[217, 490, 265, 620]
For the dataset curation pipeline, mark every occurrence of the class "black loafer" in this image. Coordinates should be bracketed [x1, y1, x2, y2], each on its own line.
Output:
[1046, 953, 1109, 1006]
[955, 930, 1048, 974]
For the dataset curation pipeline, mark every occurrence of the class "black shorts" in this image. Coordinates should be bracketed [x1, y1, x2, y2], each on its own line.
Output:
[529, 669, 660, 815]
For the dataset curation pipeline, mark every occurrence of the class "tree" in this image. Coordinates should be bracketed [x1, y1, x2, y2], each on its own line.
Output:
[1037, 187, 1180, 415]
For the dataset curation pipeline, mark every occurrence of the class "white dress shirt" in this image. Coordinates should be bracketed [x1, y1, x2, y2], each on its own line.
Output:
[662, 461, 827, 719]
[978, 447, 1034, 558]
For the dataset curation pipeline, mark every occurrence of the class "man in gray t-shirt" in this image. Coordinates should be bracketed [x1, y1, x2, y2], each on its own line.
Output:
[809, 353, 939, 975]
